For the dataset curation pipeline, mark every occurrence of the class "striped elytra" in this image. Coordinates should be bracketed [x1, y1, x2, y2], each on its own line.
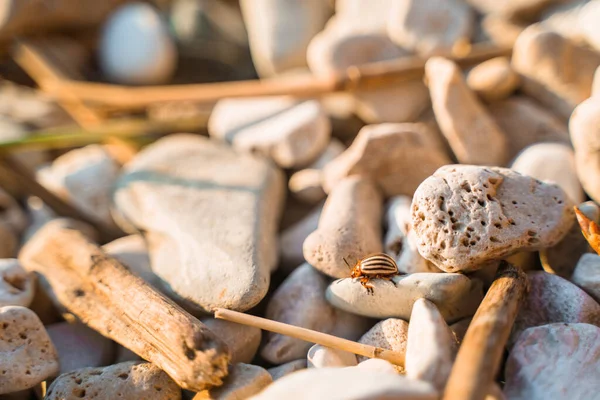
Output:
[350, 253, 398, 278]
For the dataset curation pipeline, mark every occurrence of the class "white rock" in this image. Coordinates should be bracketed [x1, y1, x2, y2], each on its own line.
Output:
[307, 345, 357, 368]
[0, 259, 35, 307]
[99, 2, 177, 84]
[580, 0, 600, 51]
[102, 235, 161, 288]
[466, 57, 520, 102]
[201, 318, 261, 365]
[570, 97, 600, 203]
[199, 363, 272, 400]
[572, 253, 600, 304]
[354, 358, 399, 374]
[541, 0, 589, 43]
[334, 0, 394, 33]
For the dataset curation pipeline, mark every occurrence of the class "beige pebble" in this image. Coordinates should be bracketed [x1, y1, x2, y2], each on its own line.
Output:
[354, 358, 398, 375]
[572, 253, 600, 304]
[406, 299, 458, 391]
[102, 234, 161, 289]
[505, 323, 600, 400]
[208, 98, 331, 169]
[196, 363, 272, 400]
[411, 165, 574, 272]
[323, 123, 451, 197]
[357, 318, 408, 372]
[200, 318, 261, 365]
[45, 361, 181, 400]
[512, 24, 600, 120]
[303, 176, 383, 278]
[384, 196, 441, 274]
[570, 96, 600, 203]
[540, 0, 589, 43]
[278, 204, 322, 272]
[488, 96, 570, 163]
[334, 0, 393, 33]
[387, 0, 474, 55]
[326, 273, 483, 323]
[579, 0, 600, 52]
[0, 259, 35, 307]
[47, 321, 115, 374]
[267, 360, 306, 381]
[0, 306, 59, 394]
[466, 57, 520, 102]
[510, 271, 600, 346]
[262, 263, 369, 364]
[426, 57, 508, 166]
[307, 345, 357, 368]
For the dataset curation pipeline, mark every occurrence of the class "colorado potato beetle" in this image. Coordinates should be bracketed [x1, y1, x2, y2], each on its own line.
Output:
[344, 253, 399, 295]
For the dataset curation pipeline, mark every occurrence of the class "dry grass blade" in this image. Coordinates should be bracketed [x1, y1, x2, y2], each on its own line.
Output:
[574, 206, 600, 255]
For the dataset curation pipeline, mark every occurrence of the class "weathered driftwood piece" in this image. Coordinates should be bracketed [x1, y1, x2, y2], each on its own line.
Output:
[442, 262, 528, 400]
[19, 222, 231, 391]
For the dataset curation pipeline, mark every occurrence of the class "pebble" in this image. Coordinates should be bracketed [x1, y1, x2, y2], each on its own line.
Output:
[248, 368, 438, 400]
[288, 139, 345, 205]
[594, 65, 600, 96]
[512, 24, 600, 119]
[0, 306, 59, 394]
[197, 363, 272, 400]
[426, 57, 508, 166]
[357, 318, 408, 371]
[449, 318, 472, 343]
[570, 96, 600, 203]
[353, 83, 432, 124]
[505, 323, 600, 400]
[511, 143, 584, 203]
[36, 144, 120, 228]
[387, 0, 474, 55]
[334, 0, 393, 33]
[99, 2, 177, 85]
[0, 259, 35, 307]
[466, 57, 520, 102]
[267, 360, 306, 381]
[208, 98, 331, 169]
[580, 0, 600, 51]
[46, 321, 115, 374]
[411, 165, 575, 272]
[384, 196, 441, 274]
[322, 123, 451, 197]
[406, 299, 458, 391]
[303, 176, 383, 278]
[355, 358, 399, 374]
[114, 134, 285, 313]
[540, 0, 589, 43]
[278, 204, 322, 272]
[510, 271, 600, 346]
[200, 318, 261, 365]
[102, 235, 161, 289]
[307, 345, 357, 368]
[45, 361, 181, 400]
[261, 263, 369, 364]
[572, 253, 600, 304]
[487, 96, 570, 163]
[239, 0, 331, 77]
[326, 272, 483, 323]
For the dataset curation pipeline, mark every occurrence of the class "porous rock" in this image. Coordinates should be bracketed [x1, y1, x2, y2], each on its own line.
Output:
[322, 123, 451, 197]
[303, 176, 383, 278]
[267, 360, 306, 381]
[197, 363, 272, 400]
[0, 306, 59, 394]
[426, 57, 508, 166]
[326, 272, 483, 323]
[357, 318, 408, 370]
[113, 134, 285, 313]
[0, 259, 35, 307]
[45, 361, 181, 400]
[570, 96, 600, 203]
[572, 253, 600, 304]
[307, 345, 357, 368]
[411, 165, 574, 272]
[466, 57, 520, 102]
[505, 323, 600, 400]
[200, 318, 261, 365]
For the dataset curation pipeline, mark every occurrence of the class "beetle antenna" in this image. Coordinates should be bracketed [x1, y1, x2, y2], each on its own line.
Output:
[343, 257, 351, 269]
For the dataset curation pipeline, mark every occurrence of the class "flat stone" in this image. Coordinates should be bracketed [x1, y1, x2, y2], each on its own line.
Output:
[278, 204, 322, 273]
[45, 361, 181, 400]
[267, 360, 306, 381]
[47, 321, 115, 374]
[466, 57, 520, 102]
[0, 306, 59, 394]
[323, 123, 451, 197]
[262, 263, 369, 364]
[0, 259, 35, 307]
[387, 0, 474, 55]
[200, 318, 261, 365]
[303, 176, 383, 278]
[113, 134, 285, 313]
[411, 165, 574, 272]
[512, 24, 600, 119]
[326, 273, 483, 323]
[355, 358, 399, 374]
[570, 96, 600, 203]
[426, 57, 508, 166]
[406, 299, 458, 391]
[488, 96, 570, 163]
[249, 368, 438, 400]
[208, 98, 331, 169]
[572, 253, 600, 304]
[505, 323, 600, 400]
[239, 0, 331, 77]
[357, 318, 408, 372]
[510, 271, 600, 346]
[102, 235, 161, 289]
[307, 345, 357, 368]
[384, 196, 441, 274]
[196, 363, 272, 400]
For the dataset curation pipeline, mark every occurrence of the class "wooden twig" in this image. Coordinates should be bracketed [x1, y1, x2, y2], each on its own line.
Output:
[214, 308, 405, 367]
[19, 223, 231, 391]
[442, 262, 529, 400]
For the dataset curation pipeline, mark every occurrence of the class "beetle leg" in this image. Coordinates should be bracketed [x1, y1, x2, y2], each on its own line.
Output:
[360, 277, 375, 295]
[575, 206, 600, 255]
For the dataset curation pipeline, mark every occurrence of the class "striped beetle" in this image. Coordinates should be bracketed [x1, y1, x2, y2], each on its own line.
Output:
[344, 253, 399, 295]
